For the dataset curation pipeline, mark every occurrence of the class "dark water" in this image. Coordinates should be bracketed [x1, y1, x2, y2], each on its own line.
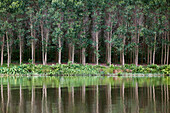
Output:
[0, 76, 169, 113]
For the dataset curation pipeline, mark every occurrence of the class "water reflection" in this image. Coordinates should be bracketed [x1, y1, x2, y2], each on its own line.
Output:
[0, 76, 169, 113]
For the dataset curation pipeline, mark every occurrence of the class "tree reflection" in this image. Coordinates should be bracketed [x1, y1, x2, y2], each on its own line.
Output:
[82, 85, 85, 103]
[0, 76, 169, 113]
[96, 85, 99, 113]
[135, 83, 139, 113]
[58, 85, 62, 113]
[42, 84, 48, 113]
[19, 84, 23, 113]
[1, 80, 4, 113]
[6, 83, 11, 113]
[31, 85, 35, 113]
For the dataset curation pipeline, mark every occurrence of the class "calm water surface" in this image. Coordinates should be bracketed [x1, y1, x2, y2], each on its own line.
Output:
[0, 76, 169, 113]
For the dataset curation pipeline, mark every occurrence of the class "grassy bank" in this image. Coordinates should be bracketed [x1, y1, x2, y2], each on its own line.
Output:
[0, 63, 169, 76]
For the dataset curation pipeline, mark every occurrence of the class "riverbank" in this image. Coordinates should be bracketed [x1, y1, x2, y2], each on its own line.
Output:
[0, 63, 170, 76]
[0, 63, 169, 76]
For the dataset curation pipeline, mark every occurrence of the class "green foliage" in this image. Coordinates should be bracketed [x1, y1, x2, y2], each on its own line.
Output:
[0, 64, 169, 75]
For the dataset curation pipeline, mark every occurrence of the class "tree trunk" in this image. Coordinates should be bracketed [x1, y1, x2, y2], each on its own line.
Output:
[135, 30, 140, 66]
[30, 15, 34, 64]
[164, 32, 167, 65]
[153, 33, 156, 64]
[33, 29, 36, 64]
[96, 32, 99, 65]
[72, 44, 74, 64]
[161, 33, 164, 65]
[6, 32, 10, 67]
[1, 35, 4, 66]
[58, 22, 62, 64]
[167, 31, 169, 64]
[147, 47, 150, 64]
[106, 31, 111, 65]
[150, 49, 152, 64]
[19, 34, 22, 65]
[9, 34, 13, 64]
[58, 36, 61, 64]
[82, 48, 86, 65]
[68, 43, 72, 62]
[122, 36, 126, 66]
[31, 40, 34, 64]
[45, 29, 49, 65]
[41, 21, 45, 65]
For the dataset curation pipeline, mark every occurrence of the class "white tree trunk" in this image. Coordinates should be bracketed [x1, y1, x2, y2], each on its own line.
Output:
[82, 48, 86, 65]
[135, 30, 140, 66]
[30, 14, 34, 64]
[164, 32, 167, 65]
[96, 32, 99, 65]
[1, 35, 4, 66]
[41, 22, 45, 65]
[19, 34, 22, 65]
[150, 49, 152, 64]
[45, 29, 49, 65]
[58, 36, 61, 64]
[68, 43, 72, 62]
[122, 36, 126, 66]
[6, 32, 10, 67]
[153, 33, 156, 64]
[72, 44, 74, 64]
[161, 33, 164, 65]
[147, 47, 150, 64]
[167, 31, 169, 64]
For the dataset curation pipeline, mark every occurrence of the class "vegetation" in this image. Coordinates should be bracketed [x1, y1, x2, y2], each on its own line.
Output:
[0, 0, 169, 67]
[0, 63, 169, 75]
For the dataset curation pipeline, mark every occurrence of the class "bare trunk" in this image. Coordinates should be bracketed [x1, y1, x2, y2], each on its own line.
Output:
[45, 29, 49, 65]
[164, 32, 167, 65]
[135, 30, 140, 66]
[153, 33, 156, 64]
[150, 49, 152, 64]
[58, 36, 61, 64]
[82, 48, 86, 65]
[167, 31, 169, 64]
[1, 35, 4, 66]
[72, 44, 74, 64]
[41, 21, 45, 65]
[19, 34, 22, 65]
[106, 31, 111, 65]
[33, 29, 36, 63]
[161, 33, 164, 65]
[147, 47, 150, 64]
[122, 36, 126, 66]
[96, 32, 99, 65]
[30, 14, 34, 64]
[31, 40, 34, 64]
[68, 43, 72, 62]
[6, 32, 10, 67]
[9, 36, 13, 64]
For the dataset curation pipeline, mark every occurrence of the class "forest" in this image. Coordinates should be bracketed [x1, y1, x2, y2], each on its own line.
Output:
[0, 0, 169, 67]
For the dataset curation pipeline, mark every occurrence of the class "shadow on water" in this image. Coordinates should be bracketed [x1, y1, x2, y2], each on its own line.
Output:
[0, 76, 169, 113]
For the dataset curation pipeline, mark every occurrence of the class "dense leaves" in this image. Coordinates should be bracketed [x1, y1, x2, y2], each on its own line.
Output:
[0, 0, 169, 66]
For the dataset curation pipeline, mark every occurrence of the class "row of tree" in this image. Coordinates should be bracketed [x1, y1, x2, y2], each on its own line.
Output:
[0, 0, 169, 67]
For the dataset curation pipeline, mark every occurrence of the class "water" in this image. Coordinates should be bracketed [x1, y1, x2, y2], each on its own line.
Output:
[0, 76, 169, 113]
